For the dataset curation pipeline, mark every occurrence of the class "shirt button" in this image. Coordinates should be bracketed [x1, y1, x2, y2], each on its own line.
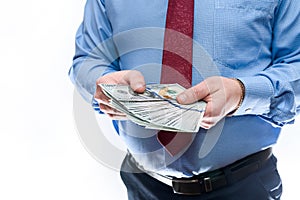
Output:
[245, 108, 252, 113]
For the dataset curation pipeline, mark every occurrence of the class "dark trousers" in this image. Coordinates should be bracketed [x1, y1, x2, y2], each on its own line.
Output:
[120, 154, 282, 200]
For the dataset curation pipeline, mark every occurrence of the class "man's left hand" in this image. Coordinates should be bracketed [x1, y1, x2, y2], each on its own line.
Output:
[176, 76, 243, 129]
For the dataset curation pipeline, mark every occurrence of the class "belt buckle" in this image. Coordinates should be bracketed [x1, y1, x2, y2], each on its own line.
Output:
[203, 177, 213, 192]
[172, 178, 202, 195]
[172, 176, 213, 195]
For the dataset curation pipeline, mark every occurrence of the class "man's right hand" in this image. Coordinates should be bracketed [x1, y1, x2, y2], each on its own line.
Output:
[94, 70, 146, 120]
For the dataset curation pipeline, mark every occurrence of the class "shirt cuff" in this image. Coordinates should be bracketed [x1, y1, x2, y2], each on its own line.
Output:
[92, 98, 104, 114]
[233, 76, 274, 116]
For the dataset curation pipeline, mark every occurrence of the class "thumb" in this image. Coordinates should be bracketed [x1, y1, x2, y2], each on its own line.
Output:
[176, 82, 209, 104]
[123, 70, 146, 93]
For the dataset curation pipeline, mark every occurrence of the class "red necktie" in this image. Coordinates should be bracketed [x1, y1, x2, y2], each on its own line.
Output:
[158, 0, 195, 156]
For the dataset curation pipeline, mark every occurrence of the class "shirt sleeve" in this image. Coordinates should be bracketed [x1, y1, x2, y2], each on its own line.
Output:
[235, 0, 300, 126]
[68, 0, 120, 103]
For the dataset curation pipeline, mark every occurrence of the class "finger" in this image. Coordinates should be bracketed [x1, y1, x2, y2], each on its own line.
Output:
[107, 114, 128, 120]
[95, 91, 110, 103]
[123, 70, 146, 93]
[99, 103, 125, 115]
[94, 82, 109, 100]
[200, 103, 216, 129]
[200, 97, 226, 129]
[200, 119, 216, 129]
[176, 81, 210, 104]
[200, 121, 211, 130]
[200, 108, 221, 129]
[94, 88, 111, 105]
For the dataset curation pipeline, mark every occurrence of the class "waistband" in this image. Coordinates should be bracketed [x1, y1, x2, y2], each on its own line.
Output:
[127, 148, 273, 195]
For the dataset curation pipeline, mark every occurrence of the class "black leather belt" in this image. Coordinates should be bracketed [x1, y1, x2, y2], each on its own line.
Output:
[128, 148, 272, 195]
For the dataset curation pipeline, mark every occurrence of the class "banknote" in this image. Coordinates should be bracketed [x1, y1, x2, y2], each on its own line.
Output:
[99, 83, 206, 132]
[100, 84, 161, 102]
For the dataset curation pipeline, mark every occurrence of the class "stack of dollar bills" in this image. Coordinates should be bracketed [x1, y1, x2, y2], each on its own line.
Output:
[100, 83, 206, 133]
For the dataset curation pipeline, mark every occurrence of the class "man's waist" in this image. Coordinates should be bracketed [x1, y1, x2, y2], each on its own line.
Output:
[127, 148, 273, 195]
[120, 116, 280, 176]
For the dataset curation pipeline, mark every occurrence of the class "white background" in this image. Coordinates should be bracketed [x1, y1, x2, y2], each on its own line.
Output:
[0, 1, 299, 199]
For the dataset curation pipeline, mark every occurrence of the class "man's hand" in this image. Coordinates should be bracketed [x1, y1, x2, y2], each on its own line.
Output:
[176, 76, 243, 129]
[94, 70, 146, 120]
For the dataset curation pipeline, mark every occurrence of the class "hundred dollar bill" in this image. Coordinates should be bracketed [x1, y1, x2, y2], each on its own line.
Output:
[99, 83, 206, 132]
[100, 84, 162, 102]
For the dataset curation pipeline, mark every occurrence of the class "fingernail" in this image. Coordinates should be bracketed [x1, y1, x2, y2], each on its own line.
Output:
[134, 83, 145, 92]
[177, 94, 187, 103]
[135, 83, 144, 89]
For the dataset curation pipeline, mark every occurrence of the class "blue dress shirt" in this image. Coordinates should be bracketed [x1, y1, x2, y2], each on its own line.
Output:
[69, 0, 300, 177]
